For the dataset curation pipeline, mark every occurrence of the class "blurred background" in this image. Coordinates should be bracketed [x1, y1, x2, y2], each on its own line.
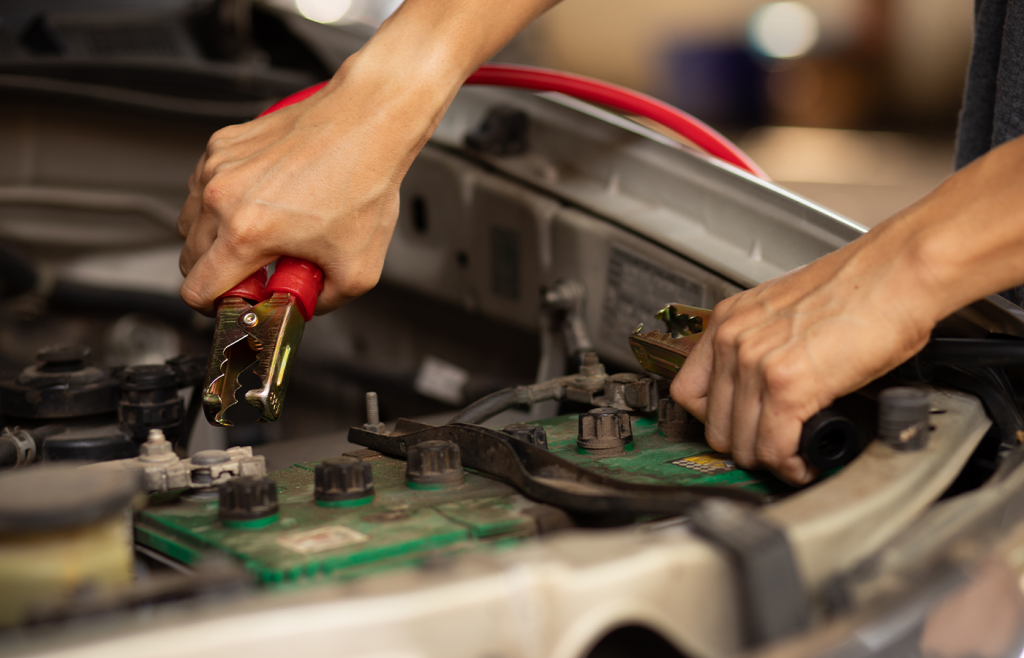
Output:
[532, 0, 972, 227]
[268, 0, 973, 227]
[0, 0, 973, 223]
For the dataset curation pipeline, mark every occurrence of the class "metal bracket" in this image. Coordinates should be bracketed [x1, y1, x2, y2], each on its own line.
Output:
[690, 499, 810, 646]
[349, 422, 760, 518]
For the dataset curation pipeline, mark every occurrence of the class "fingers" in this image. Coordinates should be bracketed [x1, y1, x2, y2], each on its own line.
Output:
[180, 236, 269, 315]
[316, 262, 381, 315]
[178, 153, 208, 240]
[671, 292, 819, 484]
[671, 332, 713, 421]
[703, 316, 739, 455]
[179, 213, 218, 278]
[757, 393, 814, 485]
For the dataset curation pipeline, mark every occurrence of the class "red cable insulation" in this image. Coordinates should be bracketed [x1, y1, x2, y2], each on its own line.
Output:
[261, 64, 769, 180]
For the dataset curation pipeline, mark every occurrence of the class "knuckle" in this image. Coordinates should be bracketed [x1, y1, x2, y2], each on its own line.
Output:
[755, 440, 785, 469]
[208, 124, 240, 145]
[712, 320, 740, 351]
[735, 338, 762, 371]
[669, 377, 693, 409]
[337, 267, 380, 299]
[711, 297, 735, 317]
[200, 160, 223, 186]
[200, 181, 224, 210]
[219, 222, 262, 260]
[762, 358, 803, 393]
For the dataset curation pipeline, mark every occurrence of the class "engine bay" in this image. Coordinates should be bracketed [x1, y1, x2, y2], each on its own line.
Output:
[5, 4, 1024, 658]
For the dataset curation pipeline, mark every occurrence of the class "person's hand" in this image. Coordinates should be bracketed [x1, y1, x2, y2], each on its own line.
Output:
[670, 133, 1024, 485]
[669, 223, 938, 485]
[176, 0, 560, 315]
[177, 52, 457, 315]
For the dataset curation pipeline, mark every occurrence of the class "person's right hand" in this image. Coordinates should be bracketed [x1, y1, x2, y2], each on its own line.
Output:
[177, 51, 458, 316]
[671, 132, 1024, 484]
[670, 234, 936, 484]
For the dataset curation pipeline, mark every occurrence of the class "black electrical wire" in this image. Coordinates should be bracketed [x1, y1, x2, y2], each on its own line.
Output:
[923, 338, 1024, 367]
[0, 243, 199, 327]
[449, 387, 522, 425]
[0, 244, 40, 299]
[49, 281, 197, 327]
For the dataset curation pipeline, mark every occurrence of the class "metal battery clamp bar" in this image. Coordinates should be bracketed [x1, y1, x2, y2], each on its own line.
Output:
[202, 258, 324, 426]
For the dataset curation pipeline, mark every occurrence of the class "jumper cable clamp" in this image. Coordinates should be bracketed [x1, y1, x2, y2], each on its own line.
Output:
[202, 257, 324, 426]
[629, 304, 711, 378]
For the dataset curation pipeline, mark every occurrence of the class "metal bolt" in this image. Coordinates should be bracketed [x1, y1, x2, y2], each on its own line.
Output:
[241, 313, 258, 327]
[362, 392, 386, 434]
[578, 351, 606, 380]
[139, 428, 177, 462]
[365, 392, 380, 425]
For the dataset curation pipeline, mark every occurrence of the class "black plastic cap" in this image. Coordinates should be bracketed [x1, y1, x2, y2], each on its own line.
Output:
[658, 398, 689, 441]
[38, 344, 89, 371]
[503, 423, 549, 450]
[315, 456, 374, 501]
[120, 364, 178, 391]
[878, 387, 930, 450]
[218, 476, 278, 521]
[578, 407, 633, 452]
[406, 440, 465, 486]
[799, 410, 861, 470]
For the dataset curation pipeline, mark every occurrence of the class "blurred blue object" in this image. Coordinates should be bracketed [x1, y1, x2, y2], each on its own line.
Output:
[663, 46, 767, 128]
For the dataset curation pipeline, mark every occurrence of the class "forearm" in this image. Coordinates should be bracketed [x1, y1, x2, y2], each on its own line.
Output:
[177, 0, 560, 313]
[367, 0, 560, 82]
[313, 0, 560, 138]
[832, 134, 1024, 334]
[904, 134, 1024, 318]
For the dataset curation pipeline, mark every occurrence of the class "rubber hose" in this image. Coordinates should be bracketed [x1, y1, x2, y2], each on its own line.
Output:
[924, 338, 1024, 367]
[450, 387, 521, 425]
[50, 280, 196, 326]
[0, 243, 39, 299]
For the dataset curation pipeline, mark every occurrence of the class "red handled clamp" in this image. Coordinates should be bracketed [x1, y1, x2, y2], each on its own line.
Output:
[202, 257, 324, 425]
[202, 94, 326, 426]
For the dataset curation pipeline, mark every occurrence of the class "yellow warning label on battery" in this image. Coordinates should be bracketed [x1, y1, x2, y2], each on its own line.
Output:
[670, 453, 736, 475]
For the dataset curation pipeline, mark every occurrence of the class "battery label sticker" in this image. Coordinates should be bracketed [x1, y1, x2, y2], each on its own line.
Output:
[277, 525, 369, 555]
[602, 247, 705, 344]
[670, 453, 736, 475]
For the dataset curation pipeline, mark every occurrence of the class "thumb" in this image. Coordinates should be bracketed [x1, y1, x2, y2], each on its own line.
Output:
[180, 238, 273, 315]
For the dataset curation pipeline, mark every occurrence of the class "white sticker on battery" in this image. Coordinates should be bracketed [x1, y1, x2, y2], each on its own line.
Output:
[414, 355, 470, 406]
[276, 525, 369, 555]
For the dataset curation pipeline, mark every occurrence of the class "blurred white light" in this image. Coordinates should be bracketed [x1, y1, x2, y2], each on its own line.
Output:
[749, 2, 820, 59]
[295, 0, 353, 24]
